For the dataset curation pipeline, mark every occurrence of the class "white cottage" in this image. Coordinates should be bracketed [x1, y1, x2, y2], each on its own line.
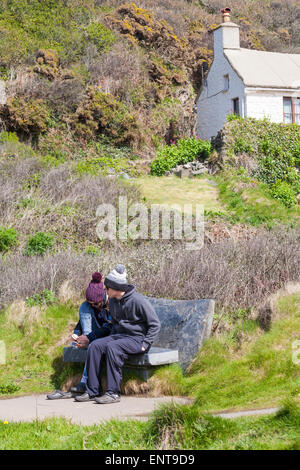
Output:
[197, 8, 300, 140]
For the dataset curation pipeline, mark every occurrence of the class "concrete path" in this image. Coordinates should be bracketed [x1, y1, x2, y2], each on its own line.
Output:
[0, 394, 192, 426]
[0, 393, 282, 425]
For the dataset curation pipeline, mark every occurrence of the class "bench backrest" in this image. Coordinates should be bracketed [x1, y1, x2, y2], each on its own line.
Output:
[146, 297, 215, 370]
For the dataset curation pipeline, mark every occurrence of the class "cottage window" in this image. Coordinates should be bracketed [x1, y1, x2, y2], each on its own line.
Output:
[223, 74, 229, 91]
[283, 97, 300, 124]
[232, 97, 240, 115]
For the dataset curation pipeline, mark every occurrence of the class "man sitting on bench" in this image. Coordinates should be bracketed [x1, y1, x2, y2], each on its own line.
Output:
[75, 264, 161, 404]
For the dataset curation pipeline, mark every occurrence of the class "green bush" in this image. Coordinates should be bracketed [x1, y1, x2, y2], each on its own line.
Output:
[0, 227, 18, 253]
[0, 131, 19, 144]
[150, 137, 212, 176]
[270, 181, 296, 207]
[72, 88, 142, 146]
[223, 118, 300, 204]
[24, 232, 54, 256]
[84, 245, 101, 256]
[292, 142, 300, 167]
[25, 289, 57, 307]
[225, 118, 300, 160]
[85, 22, 116, 53]
[256, 154, 291, 186]
[0, 383, 20, 395]
[0, 97, 50, 140]
[233, 137, 253, 154]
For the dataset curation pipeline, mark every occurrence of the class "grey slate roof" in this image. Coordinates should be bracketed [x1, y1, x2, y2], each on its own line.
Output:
[224, 48, 300, 89]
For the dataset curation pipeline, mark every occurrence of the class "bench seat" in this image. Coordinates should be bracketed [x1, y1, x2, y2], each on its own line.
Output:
[63, 346, 179, 380]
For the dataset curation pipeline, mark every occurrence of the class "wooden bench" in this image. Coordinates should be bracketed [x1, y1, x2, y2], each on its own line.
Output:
[63, 297, 215, 380]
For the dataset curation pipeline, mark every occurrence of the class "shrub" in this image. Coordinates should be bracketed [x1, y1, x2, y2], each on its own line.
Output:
[219, 118, 300, 203]
[0, 132, 19, 144]
[233, 137, 253, 154]
[0, 383, 20, 394]
[71, 87, 142, 146]
[25, 288, 57, 307]
[292, 142, 300, 167]
[270, 181, 296, 208]
[150, 137, 212, 176]
[255, 154, 291, 186]
[0, 227, 18, 253]
[84, 246, 101, 256]
[85, 22, 116, 53]
[24, 232, 54, 256]
[0, 226, 299, 313]
[0, 97, 50, 141]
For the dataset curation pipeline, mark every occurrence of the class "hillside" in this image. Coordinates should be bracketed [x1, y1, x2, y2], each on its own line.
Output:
[0, 0, 299, 158]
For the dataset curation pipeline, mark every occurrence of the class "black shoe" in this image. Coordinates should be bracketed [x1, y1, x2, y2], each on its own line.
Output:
[47, 390, 72, 400]
[70, 382, 86, 394]
[74, 392, 97, 402]
[95, 392, 121, 404]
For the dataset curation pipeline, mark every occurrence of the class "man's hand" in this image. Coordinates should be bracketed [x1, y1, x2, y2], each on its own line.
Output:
[76, 335, 89, 348]
[141, 346, 146, 352]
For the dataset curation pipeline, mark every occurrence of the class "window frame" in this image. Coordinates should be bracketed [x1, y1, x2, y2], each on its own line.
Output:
[232, 97, 240, 115]
[223, 74, 229, 92]
[283, 97, 300, 124]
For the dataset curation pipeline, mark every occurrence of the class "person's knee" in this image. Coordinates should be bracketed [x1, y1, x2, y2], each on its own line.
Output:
[106, 342, 120, 358]
[89, 338, 107, 354]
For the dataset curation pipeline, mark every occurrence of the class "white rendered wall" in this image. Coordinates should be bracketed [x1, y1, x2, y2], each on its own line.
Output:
[197, 52, 246, 140]
[245, 89, 299, 123]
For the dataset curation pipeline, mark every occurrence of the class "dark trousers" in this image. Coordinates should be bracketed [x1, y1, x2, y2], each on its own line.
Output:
[85, 334, 144, 396]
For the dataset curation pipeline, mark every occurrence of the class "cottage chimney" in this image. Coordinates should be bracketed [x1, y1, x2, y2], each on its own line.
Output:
[221, 7, 231, 22]
[213, 7, 240, 57]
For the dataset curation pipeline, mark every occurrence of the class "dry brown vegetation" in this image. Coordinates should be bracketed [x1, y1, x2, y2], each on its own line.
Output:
[0, 227, 299, 319]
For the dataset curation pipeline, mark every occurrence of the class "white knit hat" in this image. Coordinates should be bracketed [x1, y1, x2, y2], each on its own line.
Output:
[104, 264, 128, 291]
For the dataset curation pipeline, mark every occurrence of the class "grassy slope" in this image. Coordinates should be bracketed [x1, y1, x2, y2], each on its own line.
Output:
[215, 169, 300, 227]
[185, 292, 300, 411]
[0, 302, 82, 395]
[132, 172, 300, 226]
[0, 402, 300, 450]
[133, 175, 224, 214]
